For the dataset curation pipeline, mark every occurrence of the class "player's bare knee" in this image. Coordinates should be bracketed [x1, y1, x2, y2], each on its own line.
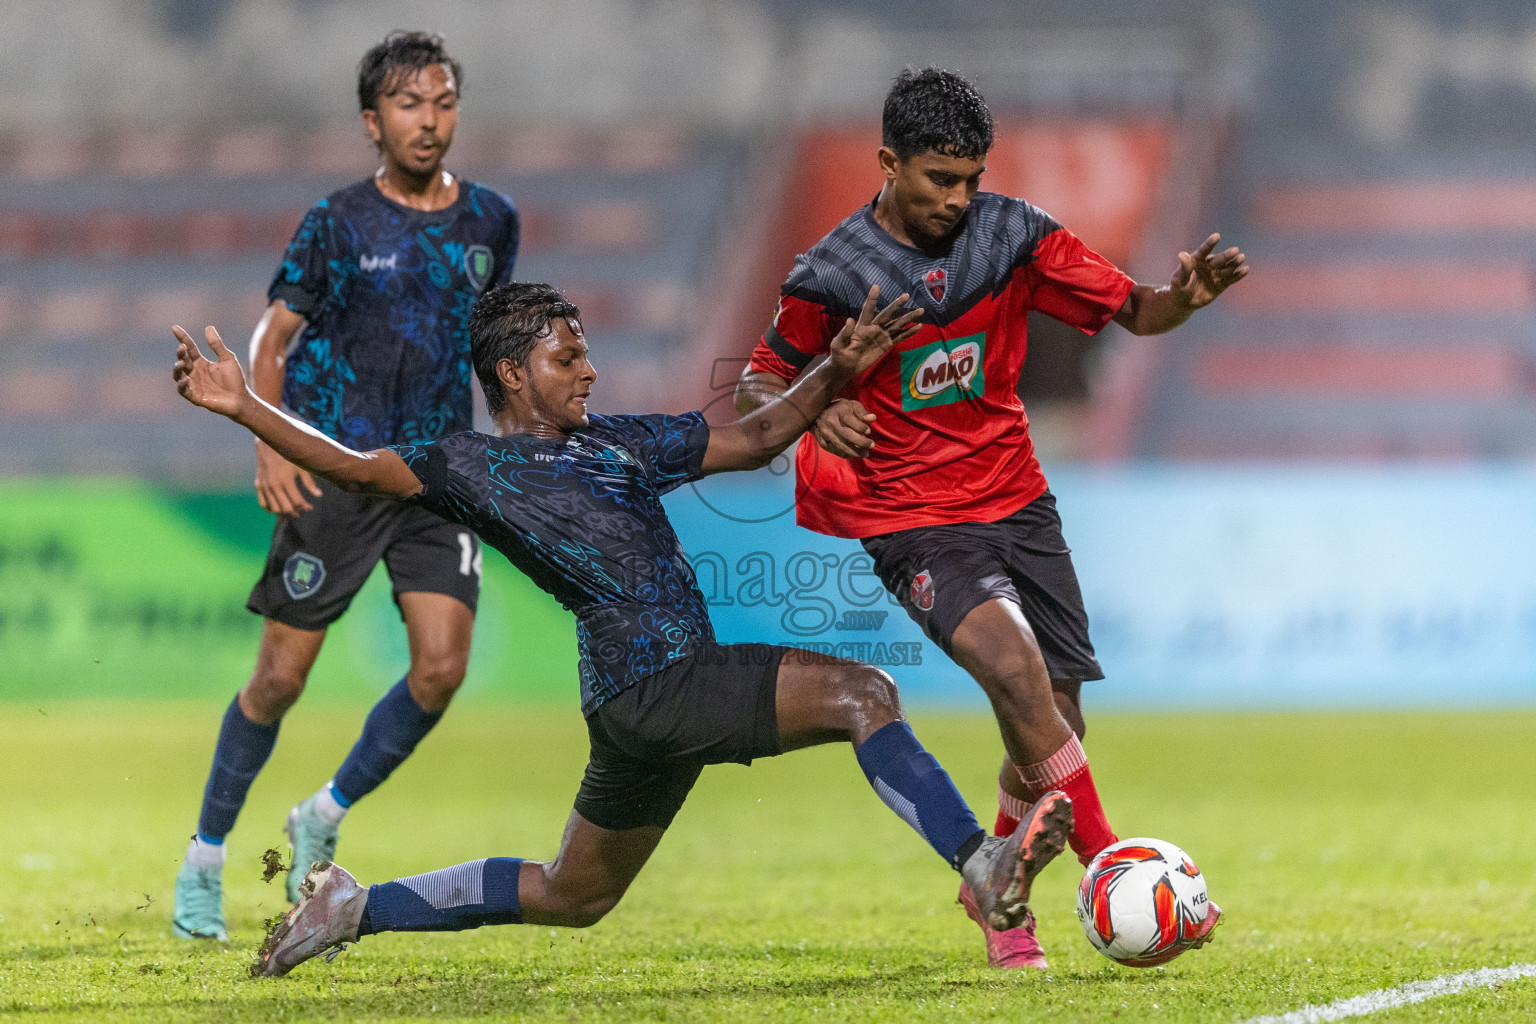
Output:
[244, 666, 306, 718]
[975, 652, 1052, 709]
[837, 664, 901, 730]
[408, 652, 468, 710]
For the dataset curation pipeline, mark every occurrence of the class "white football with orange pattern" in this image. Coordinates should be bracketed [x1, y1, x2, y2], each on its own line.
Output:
[1075, 837, 1210, 967]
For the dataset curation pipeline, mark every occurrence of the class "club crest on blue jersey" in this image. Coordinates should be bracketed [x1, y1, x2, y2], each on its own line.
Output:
[464, 244, 494, 292]
[924, 268, 947, 304]
[283, 552, 326, 600]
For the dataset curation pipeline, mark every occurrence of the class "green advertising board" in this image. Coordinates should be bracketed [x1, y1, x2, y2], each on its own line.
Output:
[0, 480, 580, 705]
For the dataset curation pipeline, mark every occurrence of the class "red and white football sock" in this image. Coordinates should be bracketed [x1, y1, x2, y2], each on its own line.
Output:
[995, 784, 1027, 837]
[1017, 733, 1118, 864]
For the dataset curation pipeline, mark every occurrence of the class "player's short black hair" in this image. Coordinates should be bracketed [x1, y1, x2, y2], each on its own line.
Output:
[357, 30, 463, 112]
[882, 67, 994, 162]
[471, 283, 583, 415]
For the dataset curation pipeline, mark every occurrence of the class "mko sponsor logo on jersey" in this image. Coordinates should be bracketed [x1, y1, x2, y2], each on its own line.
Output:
[899, 332, 985, 411]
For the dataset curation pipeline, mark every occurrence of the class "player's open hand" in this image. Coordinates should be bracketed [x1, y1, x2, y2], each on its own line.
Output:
[255, 441, 323, 518]
[1170, 233, 1248, 311]
[829, 285, 924, 377]
[173, 325, 251, 420]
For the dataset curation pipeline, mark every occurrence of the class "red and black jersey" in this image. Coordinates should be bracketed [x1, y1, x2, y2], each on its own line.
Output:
[749, 192, 1134, 539]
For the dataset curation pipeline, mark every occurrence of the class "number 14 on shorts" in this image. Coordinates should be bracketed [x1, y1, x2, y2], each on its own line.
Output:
[457, 533, 483, 578]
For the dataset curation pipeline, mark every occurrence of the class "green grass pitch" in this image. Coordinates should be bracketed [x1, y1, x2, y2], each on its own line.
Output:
[2, 704, 1533, 1022]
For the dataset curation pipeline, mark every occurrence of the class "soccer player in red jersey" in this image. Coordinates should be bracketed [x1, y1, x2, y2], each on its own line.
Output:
[736, 68, 1247, 968]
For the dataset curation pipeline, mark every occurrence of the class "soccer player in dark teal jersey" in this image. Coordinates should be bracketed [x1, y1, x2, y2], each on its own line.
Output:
[173, 32, 519, 940]
[171, 282, 1076, 977]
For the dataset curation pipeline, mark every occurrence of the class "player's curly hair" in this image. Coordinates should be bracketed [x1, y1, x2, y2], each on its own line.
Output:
[470, 283, 583, 415]
[357, 30, 463, 112]
[882, 67, 993, 161]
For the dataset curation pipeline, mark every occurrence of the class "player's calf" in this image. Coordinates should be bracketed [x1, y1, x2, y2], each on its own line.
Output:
[777, 654, 1000, 879]
[1016, 733, 1117, 863]
[520, 871, 623, 929]
[178, 694, 283, 934]
[328, 678, 446, 813]
[242, 624, 322, 722]
[966, 658, 1062, 758]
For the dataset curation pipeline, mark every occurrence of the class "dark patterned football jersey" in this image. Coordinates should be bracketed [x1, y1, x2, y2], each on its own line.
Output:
[748, 192, 1133, 539]
[389, 413, 714, 715]
[270, 179, 520, 451]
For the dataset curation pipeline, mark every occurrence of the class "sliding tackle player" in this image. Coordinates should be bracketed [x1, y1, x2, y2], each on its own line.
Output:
[172, 281, 1076, 977]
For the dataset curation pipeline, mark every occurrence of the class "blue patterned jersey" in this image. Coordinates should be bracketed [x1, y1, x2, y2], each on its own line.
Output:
[269, 178, 520, 450]
[389, 413, 714, 715]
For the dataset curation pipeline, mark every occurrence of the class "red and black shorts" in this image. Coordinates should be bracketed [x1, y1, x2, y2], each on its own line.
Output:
[860, 490, 1104, 682]
[247, 478, 481, 631]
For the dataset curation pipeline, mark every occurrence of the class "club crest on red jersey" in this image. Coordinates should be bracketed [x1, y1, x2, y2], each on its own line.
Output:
[911, 569, 935, 611]
[923, 268, 946, 304]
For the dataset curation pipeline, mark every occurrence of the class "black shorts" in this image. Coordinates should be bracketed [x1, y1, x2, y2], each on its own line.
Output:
[861, 490, 1104, 681]
[574, 642, 787, 832]
[246, 478, 481, 631]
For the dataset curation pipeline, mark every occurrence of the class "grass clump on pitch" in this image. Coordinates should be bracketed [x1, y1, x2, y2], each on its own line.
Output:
[2, 706, 1533, 1022]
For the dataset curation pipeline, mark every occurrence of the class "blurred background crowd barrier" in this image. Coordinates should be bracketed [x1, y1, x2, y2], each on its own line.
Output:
[2, 0, 1534, 706]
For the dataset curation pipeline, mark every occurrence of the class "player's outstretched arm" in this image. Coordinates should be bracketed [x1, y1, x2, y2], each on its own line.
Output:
[734, 369, 788, 416]
[737, 372, 879, 459]
[1111, 232, 1249, 336]
[172, 325, 423, 500]
[703, 286, 921, 475]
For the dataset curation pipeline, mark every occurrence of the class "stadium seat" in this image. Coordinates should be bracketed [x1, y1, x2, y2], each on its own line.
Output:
[0, 124, 745, 477]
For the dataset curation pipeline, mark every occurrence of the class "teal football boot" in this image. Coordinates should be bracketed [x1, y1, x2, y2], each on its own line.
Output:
[284, 795, 340, 903]
[172, 857, 228, 941]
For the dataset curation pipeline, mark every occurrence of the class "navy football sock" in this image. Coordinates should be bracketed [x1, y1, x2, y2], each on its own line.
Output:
[855, 721, 986, 871]
[358, 858, 523, 934]
[331, 678, 443, 805]
[197, 696, 281, 841]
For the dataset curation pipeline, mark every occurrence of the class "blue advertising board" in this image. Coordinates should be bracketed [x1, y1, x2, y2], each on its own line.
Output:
[663, 462, 1536, 709]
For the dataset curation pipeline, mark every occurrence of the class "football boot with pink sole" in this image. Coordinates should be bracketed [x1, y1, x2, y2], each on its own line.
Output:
[958, 882, 1049, 968]
[955, 790, 1074, 965]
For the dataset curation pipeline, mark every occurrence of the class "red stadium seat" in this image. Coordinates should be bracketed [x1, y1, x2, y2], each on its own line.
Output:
[1194, 346, 1522, 398]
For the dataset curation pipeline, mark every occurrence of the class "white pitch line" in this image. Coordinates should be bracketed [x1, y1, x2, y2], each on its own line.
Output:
[1237, 962, 1536, 1024]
